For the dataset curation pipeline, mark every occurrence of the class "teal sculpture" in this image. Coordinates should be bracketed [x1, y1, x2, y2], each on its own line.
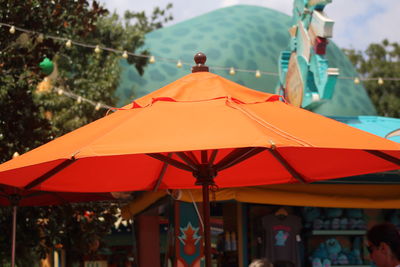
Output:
[278, 0, 338, 109]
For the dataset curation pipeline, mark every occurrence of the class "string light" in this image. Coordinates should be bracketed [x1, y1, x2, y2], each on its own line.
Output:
[66, 39, 72, 48]
[1, 22, 399, 84]
[12, 152, 19, 158]
[51, 86, 112, 111]
[94, 45, 101, 54]
[122, 51, 128, 59]
[149, 55, 155, 64]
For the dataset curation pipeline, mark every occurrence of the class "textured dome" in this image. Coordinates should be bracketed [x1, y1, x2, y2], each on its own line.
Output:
[116, 5, 376, 116]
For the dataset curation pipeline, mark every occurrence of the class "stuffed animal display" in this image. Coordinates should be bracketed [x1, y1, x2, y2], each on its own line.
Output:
[303, 207, 366, 230]
[310, 237, 364, 266]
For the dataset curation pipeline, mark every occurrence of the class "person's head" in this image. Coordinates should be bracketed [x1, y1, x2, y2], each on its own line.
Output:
[249, 258, 272, 267]
[367, 222, 400, 267]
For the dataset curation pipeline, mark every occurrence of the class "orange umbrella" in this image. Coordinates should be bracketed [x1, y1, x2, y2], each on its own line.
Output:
[0, 53, 399, 267]
[0, 184, 115, 267]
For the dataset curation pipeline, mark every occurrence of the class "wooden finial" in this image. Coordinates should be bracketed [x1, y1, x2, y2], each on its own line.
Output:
[192, 52, 209, 73]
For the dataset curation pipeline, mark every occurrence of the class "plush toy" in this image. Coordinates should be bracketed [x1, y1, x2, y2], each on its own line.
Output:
[325, 238, 342, 264]
[352, 237, 363, 265]
[324, 208, 343, 230]
[314, 218, 324, 230]
[312, 258, 323, 267]
[304, 207, 321, 229]
[322, 258, 331, 267]
[343, 249, 356, 265]
[346, 209, 366, 230]
[339, 218, 348, 230]
[313, 243, 329, 260]
[323, 219, 331, 230]
[338, 253, 349, 265]
[312, 242, 332, 267]
[325, 208, 343, 218]
[345, 209, 363, 218]
[332, 218, 340, 230]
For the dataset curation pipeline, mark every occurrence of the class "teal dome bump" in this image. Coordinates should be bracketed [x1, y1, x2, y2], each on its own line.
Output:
[116, 5, 376, 116]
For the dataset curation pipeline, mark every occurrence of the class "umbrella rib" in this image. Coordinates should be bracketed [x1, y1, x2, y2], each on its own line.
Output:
[268, 149, 306, 183]
[24, 159, 77, 190]
[209, 150, 218, 165]
[186, 151, 200, 165]
[146, 153, 195, 172]
[176, 152, 199, 170]
[216, 147, 266, 172]
[152, 153, 172, 192]
[364, 150, 400, 166]
[201, 151, 208, 164]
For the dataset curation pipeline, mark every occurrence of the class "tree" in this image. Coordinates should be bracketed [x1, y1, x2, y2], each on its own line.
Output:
[344, 39, 400, 118]
[0, 0, 172, 265]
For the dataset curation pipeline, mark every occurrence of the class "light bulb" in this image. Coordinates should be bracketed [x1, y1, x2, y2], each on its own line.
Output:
[229, 67, 236, 76]
[94, 45, 101, 54]
[176, 60, 183, 68]
[95, 103, 101, 110]
[149, 55, 155, 63]
[57, 89, 64, 95]
[77, 96, 82, 103]
[9, 26, 16, 34]
[12, 151, 19, 158]
[122, 51, 128, 59]
[378, 77, 384, 85]
[354, 77, 360, 84]
[66, 39, 72, 48]
[255, 70, 261, 78]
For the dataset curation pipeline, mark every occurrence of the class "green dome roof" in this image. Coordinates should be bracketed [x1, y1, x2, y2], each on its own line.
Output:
[117, 5, 376, 116]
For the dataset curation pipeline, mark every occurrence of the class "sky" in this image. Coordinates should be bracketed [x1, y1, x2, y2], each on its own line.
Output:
[98, 0, 400, 51]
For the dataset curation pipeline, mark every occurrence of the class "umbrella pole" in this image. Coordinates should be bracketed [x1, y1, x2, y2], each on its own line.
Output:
[11, 205, 17, 267]
[202, 183, 212, 267]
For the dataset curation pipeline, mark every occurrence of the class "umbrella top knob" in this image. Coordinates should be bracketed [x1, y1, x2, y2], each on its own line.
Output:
[192, 52, 209, 73]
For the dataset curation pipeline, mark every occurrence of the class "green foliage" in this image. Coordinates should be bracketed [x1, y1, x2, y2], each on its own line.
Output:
[343, 39, 400, 118]
[0, 0, 172, 265]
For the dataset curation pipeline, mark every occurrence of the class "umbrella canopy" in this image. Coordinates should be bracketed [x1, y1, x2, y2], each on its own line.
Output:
[0, 53, 399, 267]
[0, 74, 398, 192]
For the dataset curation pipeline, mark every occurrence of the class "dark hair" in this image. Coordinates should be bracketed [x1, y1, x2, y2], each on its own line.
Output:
[367, 222, 400, 260]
